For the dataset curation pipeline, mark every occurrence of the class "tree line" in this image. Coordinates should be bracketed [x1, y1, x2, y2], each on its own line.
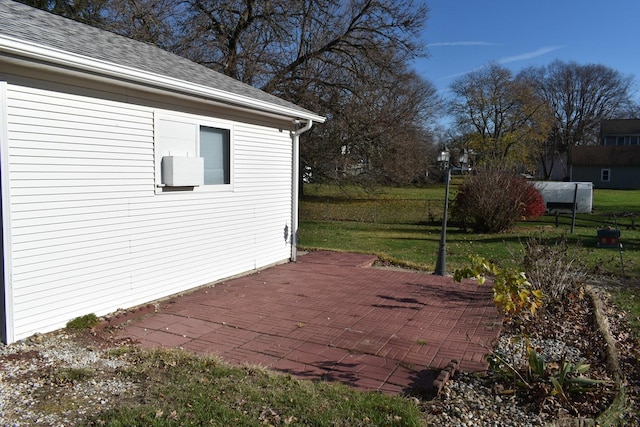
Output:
[449, 61, 638, 179]
[21, 0, 639, 185]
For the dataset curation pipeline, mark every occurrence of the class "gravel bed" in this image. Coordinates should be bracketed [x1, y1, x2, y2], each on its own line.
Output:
[422, 337, 580, 427]
[0, 332, 137, 426]
[424, 371, 548, 426]
[423, 287, 633, 427]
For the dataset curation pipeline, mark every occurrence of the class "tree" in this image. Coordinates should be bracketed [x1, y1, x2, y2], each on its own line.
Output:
[100, 0, 183, 50]
[303, 65, 441, 186]
[448, 63, 551, 170]
[23, 0, 440, 187]
[175, 0, 438, 187]
[17, 0, 108, 24]
[520, 61, 635, 178]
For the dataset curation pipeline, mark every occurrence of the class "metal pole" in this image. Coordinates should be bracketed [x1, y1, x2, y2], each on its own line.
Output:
[434, 167, 451, 276]
[570, 183, 578, 234]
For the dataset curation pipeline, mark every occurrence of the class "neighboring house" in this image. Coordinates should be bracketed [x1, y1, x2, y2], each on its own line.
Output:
[600, 119, 640, 146]
[0, 0, 324, 344]
[538, 152, 568, 181]
[568, 145, 640, 189]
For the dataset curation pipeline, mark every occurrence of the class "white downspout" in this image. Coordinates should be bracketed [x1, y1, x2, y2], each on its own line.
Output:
[291, 119, 313, 262]
[0, 81, 14, 344]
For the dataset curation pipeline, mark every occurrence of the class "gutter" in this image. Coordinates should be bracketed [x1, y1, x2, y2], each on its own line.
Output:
[0, 35, 325, 123]
[290, 120, 313, 262]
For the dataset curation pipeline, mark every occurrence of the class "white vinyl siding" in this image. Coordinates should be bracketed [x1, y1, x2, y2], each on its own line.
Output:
[5, 83, 293, 341]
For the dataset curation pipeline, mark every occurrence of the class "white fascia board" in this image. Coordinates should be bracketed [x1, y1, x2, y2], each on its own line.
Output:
[0, 35, 325, 124]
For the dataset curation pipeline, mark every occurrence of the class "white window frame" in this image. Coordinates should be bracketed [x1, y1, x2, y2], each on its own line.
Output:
[601, 168, 611, 182]
[154, 111, 234, 194]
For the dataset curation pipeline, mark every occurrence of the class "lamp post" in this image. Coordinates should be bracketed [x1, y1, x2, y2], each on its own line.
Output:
[434, 149, 450, 276]
[434, 149, 467, 276]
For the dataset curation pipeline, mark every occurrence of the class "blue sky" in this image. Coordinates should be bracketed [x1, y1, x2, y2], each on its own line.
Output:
[415, 0, 640, 100]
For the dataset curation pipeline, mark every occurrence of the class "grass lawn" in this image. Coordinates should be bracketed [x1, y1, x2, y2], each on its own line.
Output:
[299, 184, 640, 280]
[86, 348, 424, 427]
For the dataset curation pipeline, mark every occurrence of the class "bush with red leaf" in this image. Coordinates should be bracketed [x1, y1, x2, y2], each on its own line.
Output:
[522, 183, 546, 219]
[453, 167, 545, 233]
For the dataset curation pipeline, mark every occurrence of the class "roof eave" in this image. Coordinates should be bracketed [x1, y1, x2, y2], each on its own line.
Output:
[0, 35, 325, 124]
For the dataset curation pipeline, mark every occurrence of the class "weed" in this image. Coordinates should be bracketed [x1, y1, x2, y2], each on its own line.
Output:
[66, 313, 100, 330]
[488, 337, 606, 406]
[521, 235, 587, 304]
[49, 367, 94, 384]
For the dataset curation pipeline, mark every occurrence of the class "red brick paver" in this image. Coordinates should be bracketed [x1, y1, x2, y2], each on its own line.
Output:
[116, 251, 502, 396]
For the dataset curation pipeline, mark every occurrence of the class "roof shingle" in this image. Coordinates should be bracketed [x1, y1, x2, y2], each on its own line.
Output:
[569, 145, 640, 167]
[0, 0, 319, 119]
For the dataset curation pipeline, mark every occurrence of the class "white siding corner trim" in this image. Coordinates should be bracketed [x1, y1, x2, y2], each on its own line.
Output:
[0, 81, 14, 344]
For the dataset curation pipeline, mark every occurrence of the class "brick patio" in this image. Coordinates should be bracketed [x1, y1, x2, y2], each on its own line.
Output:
[116, 251, 502, 396]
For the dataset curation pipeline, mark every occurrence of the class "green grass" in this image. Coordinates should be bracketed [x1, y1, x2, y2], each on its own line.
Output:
[611, 285, 640, 341]
[299, 184, 640, 279]
[85, 348, 424, 427]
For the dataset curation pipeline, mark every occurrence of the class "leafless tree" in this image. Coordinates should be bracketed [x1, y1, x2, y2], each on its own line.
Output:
[174, 0, 437, 187]
[524, 60, 634, 148]
[24, 0, 439, 187]
[519, 60, 635, 179]
[100, 0, 183, 50]
[17, 0, 108, 24]
[448, 63, 551, 170]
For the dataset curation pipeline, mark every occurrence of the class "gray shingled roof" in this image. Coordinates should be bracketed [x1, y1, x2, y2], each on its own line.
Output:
[0, 0, 320, 119]
[600, 119, 640, 136]
[569, 145, 640, 167]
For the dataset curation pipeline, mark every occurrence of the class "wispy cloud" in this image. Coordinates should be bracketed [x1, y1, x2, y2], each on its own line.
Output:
[439, 46, 564, 81]
[498, 46, 563, 64]
[426, 41, 497, 47]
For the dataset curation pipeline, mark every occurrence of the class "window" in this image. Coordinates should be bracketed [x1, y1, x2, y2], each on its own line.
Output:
[155, 112, 233, 192]
[200, 126, 230, 185]
[601, 168, 610, 182]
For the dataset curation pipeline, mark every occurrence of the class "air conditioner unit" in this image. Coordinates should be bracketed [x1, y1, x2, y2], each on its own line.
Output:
[161, 156, 204, 187]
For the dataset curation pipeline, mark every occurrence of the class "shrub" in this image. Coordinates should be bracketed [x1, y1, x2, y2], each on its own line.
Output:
[521, 236, 587, 304]
[454, 255, 544, 319]
[453, 167, 545, 233]
[522, 184, 546, 218]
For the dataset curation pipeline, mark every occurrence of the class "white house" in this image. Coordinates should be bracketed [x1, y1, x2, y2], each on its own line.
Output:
[0, 0, 324, 344]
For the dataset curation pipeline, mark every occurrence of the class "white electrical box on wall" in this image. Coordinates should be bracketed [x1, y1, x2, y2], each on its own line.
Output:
[161, 156, 204, 186]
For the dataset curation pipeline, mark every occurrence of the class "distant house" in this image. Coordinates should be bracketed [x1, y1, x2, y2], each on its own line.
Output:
[0, 0, 324, 343]
[600, 119, 640, 146]
[568, 145, 640, 189]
